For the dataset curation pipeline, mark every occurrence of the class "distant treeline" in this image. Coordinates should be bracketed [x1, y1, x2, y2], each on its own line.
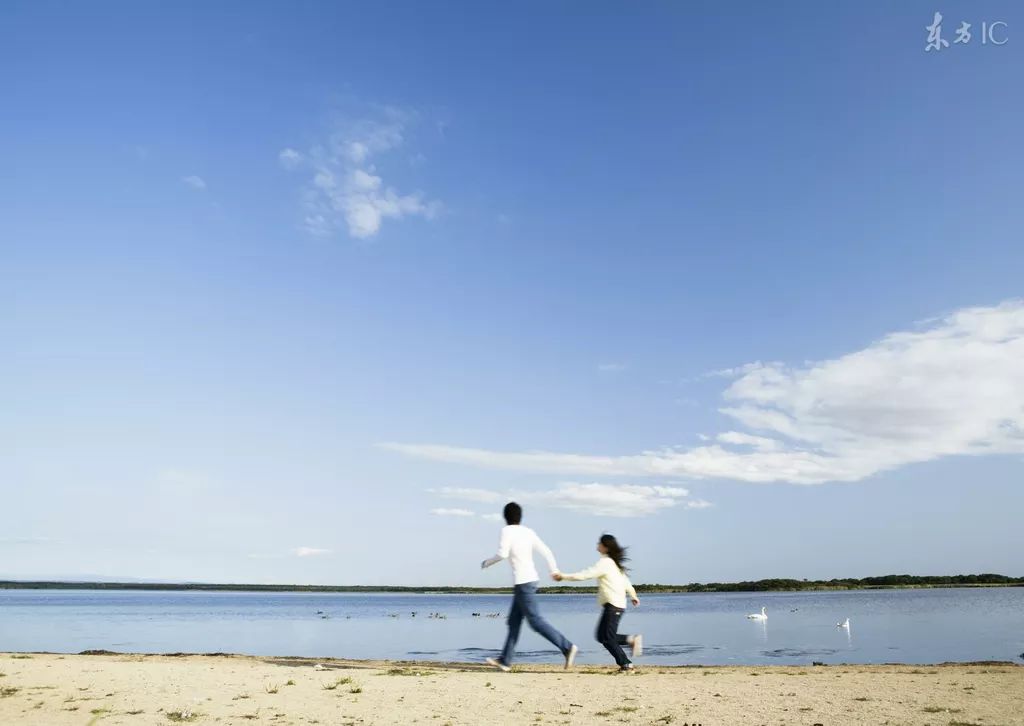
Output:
[2, 574, 1022, 594]
[635, 573, 1024, 593]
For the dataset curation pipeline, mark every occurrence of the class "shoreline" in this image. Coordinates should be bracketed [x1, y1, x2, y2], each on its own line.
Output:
[4, 582, 1024, 595]
[2, 652, 1022, 725]
[8, 649, 1024, 668]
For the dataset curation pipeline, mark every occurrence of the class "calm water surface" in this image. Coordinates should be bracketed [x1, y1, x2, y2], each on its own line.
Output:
[2, 588, 1022, 666]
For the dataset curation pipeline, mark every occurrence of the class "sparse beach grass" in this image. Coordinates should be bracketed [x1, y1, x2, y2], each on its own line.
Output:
[0, 653, 1019, 725]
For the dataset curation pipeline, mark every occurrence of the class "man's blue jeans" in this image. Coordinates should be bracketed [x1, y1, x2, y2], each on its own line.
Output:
[500, 581, 572, 665]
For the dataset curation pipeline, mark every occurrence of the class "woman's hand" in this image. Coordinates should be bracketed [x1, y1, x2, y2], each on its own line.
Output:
[551, 572, 564, 581]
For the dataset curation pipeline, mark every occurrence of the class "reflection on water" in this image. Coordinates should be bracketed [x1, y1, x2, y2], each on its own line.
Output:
[641, 644, 709, 656]
[762, 648, 840, 658]
[1, 587, 1022, 666]
[752, 617, 768, 643]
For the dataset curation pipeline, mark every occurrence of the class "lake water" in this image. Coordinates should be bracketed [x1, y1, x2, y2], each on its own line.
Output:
[2, 588, 1023, 667]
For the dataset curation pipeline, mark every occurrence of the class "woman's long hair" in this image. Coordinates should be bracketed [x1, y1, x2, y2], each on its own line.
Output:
[600, 534, 629, 573]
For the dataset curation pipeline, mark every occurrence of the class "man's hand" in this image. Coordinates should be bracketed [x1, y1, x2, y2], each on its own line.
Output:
[631, 596, 640, 607]
[551, 572, 564, 581]
[481, 560, 489, 570]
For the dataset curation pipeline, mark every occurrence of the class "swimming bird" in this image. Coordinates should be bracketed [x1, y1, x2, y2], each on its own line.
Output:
[747, 607, 767, 620]
[837, 618, 850, 628]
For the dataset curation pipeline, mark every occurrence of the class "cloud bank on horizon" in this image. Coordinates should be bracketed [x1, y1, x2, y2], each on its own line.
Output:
[386, 300, 1024, 487]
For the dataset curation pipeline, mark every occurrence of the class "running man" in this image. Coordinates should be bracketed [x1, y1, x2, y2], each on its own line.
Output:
[481, 502, 578, 672]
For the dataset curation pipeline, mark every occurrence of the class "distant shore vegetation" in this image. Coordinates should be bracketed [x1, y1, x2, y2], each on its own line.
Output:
[2, 574, 1021, 594]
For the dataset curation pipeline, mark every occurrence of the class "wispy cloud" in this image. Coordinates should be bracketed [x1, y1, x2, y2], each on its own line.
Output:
[427, 487, 503, 503]
[716, 431, 780, 452]
[430, 508, 477, 517]
[431, 483, 710, 518]
[278, 148, 303, 169]
[598, 362, 626, 372]
[182, 175, 207, 190]
[384, 443, 640, 477]
[429, 507, 505, 522]
[703, 362, 767, 379]
[248, 547, 332, 560]
[292, 547, 332, 557]
[388, 300, 1024, 485]
[0, 536, 53, 545]
[280, 109, 439, 239]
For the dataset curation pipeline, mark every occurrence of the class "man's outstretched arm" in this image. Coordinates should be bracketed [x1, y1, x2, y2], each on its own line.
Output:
[532, 531, 560, 575]
[481, 528, 511, 569]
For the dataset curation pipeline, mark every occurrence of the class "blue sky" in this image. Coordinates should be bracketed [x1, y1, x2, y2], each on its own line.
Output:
[2, 1, 1022, 585]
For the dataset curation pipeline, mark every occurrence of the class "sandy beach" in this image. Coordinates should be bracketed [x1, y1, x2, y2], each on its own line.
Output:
[1, 652, 1021, 726]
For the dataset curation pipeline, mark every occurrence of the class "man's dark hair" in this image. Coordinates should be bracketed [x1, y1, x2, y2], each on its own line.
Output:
[503, 501, 522, 525]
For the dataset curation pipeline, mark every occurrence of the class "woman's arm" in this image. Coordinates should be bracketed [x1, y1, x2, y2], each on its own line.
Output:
[557, 558, 609, 582]
[625, 576, 639, 606]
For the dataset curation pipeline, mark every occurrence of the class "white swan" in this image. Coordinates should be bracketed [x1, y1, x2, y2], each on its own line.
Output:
[837, 618, 850, 628]
[747, 606, 767, 620]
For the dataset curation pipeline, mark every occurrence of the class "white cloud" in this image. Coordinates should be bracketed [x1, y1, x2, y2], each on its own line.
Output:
[382, 443, 645, 477]
[282, 112, 439, 239]
[278, 148, 303, 169]
[292, 547, 331, 557]
[427, 506, 505, 522]
[716, 431, 781, 451]
[0, 536, 52, 545]
[531, 482, 695, 517]
[684, 499, 714, 510]
[182, 175, 206, 190]
[427, 487, 503, 503]
[598, 363, 626, 372]
[704, 362, 768, 379]
[387, 300, 1024, 485]
[432, 483, 707, 518]
[429, 508, 477, 517]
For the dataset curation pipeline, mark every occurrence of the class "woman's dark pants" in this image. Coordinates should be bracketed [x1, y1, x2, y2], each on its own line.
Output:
[595, 603, 631, 667]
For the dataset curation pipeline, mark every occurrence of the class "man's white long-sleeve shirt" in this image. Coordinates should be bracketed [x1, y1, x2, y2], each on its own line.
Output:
[481, 524, 559, 585]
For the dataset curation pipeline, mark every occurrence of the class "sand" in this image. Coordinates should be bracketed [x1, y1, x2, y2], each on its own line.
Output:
[1, 652, 1021, 725]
